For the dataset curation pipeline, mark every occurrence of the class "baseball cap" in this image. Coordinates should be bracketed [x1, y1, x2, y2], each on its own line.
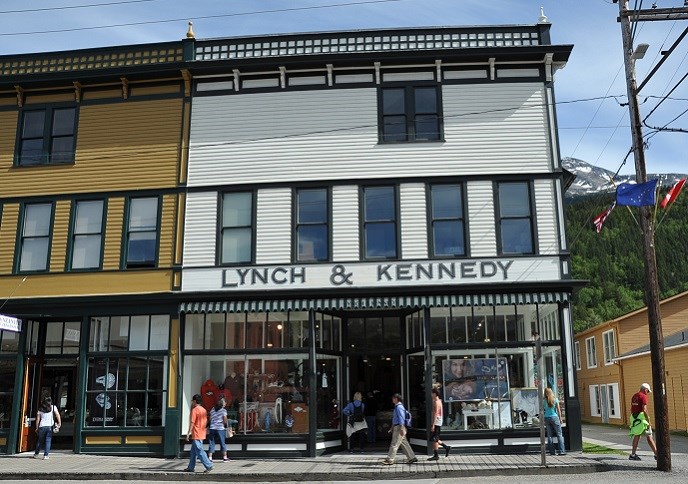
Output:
[641, 383, 652, 392]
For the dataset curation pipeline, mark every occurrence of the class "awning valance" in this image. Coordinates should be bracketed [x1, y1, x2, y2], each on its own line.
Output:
[180, 292, 569, 314]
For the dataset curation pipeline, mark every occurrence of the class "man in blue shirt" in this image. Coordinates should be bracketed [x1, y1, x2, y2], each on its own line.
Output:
[382, 393, 418, 465]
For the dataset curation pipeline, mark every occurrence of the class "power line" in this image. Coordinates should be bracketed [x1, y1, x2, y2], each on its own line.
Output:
[0, 0, 409, 37]
[0, 0, 158, 15]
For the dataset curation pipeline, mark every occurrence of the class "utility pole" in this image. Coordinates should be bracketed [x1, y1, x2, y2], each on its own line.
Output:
[614, 0, 688, 472]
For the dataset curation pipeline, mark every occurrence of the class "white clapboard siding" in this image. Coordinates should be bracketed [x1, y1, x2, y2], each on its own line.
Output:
[467, 181, 496, 257]
[400, 183, 428, 259]
[183, 192, 218, 267]
[256, 188, 292, 264]
[332, 185, 359, 261]
[534, 179, 559, 255]
[187, 82, 552, 187]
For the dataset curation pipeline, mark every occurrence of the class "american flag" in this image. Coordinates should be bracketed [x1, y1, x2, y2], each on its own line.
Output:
[593, 202, 616, 233]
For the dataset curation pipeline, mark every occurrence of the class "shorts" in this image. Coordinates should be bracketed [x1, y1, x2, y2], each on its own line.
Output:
[431, 426, 442, 442]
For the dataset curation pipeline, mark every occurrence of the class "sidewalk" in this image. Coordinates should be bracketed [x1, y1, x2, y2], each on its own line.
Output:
[0, 450, 608, 481]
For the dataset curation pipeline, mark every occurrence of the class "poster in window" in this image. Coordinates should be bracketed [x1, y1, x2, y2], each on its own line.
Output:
[442, 358, 509, 402]
[88, 358, 120, 426]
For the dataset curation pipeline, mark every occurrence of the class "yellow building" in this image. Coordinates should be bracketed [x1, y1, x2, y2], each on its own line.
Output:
[574, 290, 688, 429]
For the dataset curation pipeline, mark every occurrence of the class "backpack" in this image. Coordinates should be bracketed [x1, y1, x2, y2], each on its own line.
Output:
[404, 409, 412, 428]
[352, 402, 364, 423]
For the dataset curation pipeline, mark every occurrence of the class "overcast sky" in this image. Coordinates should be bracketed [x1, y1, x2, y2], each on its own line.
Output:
[1, 0, 686, 176]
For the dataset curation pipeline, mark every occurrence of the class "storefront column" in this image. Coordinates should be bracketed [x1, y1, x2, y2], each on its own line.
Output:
[164, 316, 181, 457]
[74, 315, 90, 454]
[307, 309, 317, 457]
[422, 307, 432, 447]
[561, 303, 582, 451]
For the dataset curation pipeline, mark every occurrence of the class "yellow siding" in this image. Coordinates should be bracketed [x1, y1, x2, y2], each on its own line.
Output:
[0, 98, 182, 197]
[159, 194, 176, 267]
[25, 92, 74, 104]
[0, 270, 173, 298]
[130, 83, 181, 96]
[49, 200, 71, 271]
[0, 97, 15, 106]
[82, 89, 121, 101]
[0, 204, 19, 274]
[103, 198, 124, 270]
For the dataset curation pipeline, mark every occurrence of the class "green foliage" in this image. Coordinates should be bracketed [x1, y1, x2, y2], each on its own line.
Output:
[566, 192, 688, 333]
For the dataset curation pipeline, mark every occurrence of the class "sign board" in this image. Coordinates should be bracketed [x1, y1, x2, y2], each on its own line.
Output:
[0, 314, 22, 333]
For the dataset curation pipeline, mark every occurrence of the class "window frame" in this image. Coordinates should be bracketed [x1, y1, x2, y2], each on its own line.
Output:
[589, 385, 601, 417]
[377, 83, 444, 143]
[68, 198, 107, 271]
[293, 187, 331, 263]
[16, 201, 55, 274]
[574, 341, 581, 371]
[360, 185, 399, 260]
[219, 191, 255, 266]
[585, 336, 597, 369]
[602, 329, 616, 365]
[428, 183, 468, 258]
[122, 195, 161, 270]
[494, 181, 537, 256]
[14, 103, 78, 166]
[607, 383, 621, 419]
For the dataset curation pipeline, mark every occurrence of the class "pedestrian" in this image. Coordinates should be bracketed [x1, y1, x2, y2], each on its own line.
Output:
[34, 396, 61, 460]
[628, 382, 657, 461]
[428, 388, 451, 460]
[382, 393, 418, 465]
[343, 392, 368, 453]
[184, 393, 213, 473]
[364, 392, 378, 443]
[207, 397, 229, 462]
[543, 387, 566, 456]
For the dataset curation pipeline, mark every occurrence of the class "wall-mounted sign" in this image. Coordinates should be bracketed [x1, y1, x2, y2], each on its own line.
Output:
[182, 257, 562, 292]
[0, 314, 21, 332]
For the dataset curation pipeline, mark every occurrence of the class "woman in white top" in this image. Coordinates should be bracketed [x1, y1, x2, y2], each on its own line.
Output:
[34, 396, 61, 459]
[207, 397, 229, 462]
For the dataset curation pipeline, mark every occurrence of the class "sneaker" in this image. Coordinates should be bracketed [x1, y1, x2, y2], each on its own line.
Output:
[427, 454, 439, 461]
[43, 456, 49, 460]
[33, 454, 40, 459]
[183, 468, 193, 472]
[223, 457, 229, 462]
[204, 467, 213, 473]
[444, 445, 452, 458]
[629, 454, 641, 461]
[407, 457, 419, 464]
[382, 459, 394, 465]
[209, 458, 213, 462]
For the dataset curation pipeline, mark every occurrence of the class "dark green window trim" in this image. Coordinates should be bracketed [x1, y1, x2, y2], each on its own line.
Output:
[218, 191, 255, 266]
[16, 201, 55, 274]
[14, 103, 79, 166]
[122, 195, 161, 270]
[67, 199, 107, 272]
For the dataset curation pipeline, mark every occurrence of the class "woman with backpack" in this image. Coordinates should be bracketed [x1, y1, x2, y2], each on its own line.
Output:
[342, 392, 368, 453]
[34, 396, 61, 460]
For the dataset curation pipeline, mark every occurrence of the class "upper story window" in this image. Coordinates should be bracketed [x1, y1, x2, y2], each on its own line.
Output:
[496, 181, 535, 255]
[585, 336, 597, 368]
[221, 192, 253, 264]
[602, 330, 616, 365]
[295, 188, 329, 262]
[16, 106, 77, 166]
[380, 86, 442, 142]
[124, 197, 159, 269]
[430, 184, 466, 257]
[18, 202, 54, 272]
[69, 200, 105, 270]
[362, 186, 397, 259]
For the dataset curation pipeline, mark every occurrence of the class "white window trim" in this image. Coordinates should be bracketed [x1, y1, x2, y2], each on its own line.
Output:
[607, 382, 621, 419]
[589, 385, 601, 416]
[585, 336, 597, 369]
[574, 341, 581, 371]
[602, 329, 616, 366]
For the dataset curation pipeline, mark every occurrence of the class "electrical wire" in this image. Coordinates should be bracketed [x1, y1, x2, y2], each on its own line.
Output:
[0, 0, 158, 15]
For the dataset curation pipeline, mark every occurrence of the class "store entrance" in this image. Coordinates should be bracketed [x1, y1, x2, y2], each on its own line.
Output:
[18, 358, 77, 453]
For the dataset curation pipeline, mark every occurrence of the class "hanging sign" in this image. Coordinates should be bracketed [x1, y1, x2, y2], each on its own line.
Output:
[0, 314, 21, 332]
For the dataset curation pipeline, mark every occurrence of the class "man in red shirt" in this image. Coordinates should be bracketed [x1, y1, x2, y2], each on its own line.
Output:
[628, 383, 657, 461]
[184, 394, 213, 473]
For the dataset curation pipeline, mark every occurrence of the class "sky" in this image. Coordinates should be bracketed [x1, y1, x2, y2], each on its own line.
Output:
[1, 0, 686, 176]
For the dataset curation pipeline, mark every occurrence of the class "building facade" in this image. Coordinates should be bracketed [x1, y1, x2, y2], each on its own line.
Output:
[575, 290, 688, 430]
[1, 19, 580, 457]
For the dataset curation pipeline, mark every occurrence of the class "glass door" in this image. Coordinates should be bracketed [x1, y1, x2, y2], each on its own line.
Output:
[18, 358, 42, 452]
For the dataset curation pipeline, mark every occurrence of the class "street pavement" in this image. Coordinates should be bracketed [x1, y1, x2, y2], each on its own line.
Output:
[1, 423, 687, 482]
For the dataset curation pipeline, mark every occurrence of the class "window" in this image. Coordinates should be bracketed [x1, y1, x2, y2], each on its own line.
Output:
[17, 106, 77, 165]
[221, 192, 253, 264]
[380, 86, 442, 142]
[602, 330, 616, 365]
[45, 321, 81, 355]
[585, 336, 597, 368]
[589, 385, 601, 416]
[124, 197, 159, 268]
[496, 182, 535, 255]
[18, 202, 53, 272]
[363, 186, 397, 259]
[295, 188, 329, 262]
[430, 184, 466, 257]
[70, 200, 105, 270]
[574, 341, 581, 370]
[607, 383, 621, 419]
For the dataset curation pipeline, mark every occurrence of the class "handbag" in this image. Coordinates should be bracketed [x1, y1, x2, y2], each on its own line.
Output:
[52, 424, 60, 433]
[226, 426, 234, 438]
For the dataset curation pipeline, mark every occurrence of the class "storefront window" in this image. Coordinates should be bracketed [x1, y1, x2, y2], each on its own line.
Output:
[0, 359, 15, 429]
[407, 352, 426, 428]
[0, 329, 20, 354]
[316, 355, 340, 431]
[90, 315, 169, 351]
[44, 321, 81, 355]
[405, 310, 424, 348]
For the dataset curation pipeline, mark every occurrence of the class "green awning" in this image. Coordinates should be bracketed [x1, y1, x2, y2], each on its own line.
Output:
[180, 292, 569, 314]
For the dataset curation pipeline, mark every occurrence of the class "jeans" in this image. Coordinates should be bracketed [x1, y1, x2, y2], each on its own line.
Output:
[545, 415, 566, 455]
[386, 425, 415, 461]
[365, 416, 376, 443]
[35, 426, 53, 457]
[207, 429, 226, 455]
[187, 439, 213, 471]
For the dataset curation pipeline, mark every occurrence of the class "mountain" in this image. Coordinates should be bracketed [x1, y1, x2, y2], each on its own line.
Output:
[562, 157, 687, 199]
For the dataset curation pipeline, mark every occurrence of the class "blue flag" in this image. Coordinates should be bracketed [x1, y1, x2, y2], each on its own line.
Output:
[616, 179, 658, 207]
